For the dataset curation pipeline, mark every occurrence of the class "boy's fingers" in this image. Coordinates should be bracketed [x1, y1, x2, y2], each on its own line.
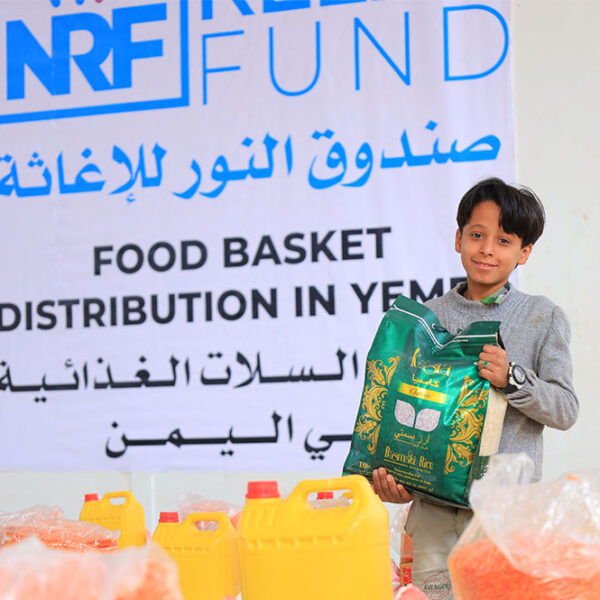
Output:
[480, 346, 507, 360]
[479, 353, 507, 369]
[386, 474, 398, 498]
[372, 468, 390, 501]
[372, 469, 381, 490]
[380, 471, 396, 502]
[387, 474, 409, 503]
[479, 351, 501, 363]
[392, 482, 412, 503]
[379, 472, 393, 500]
[483, 344, 506, 355]
[392, 482, 405, 502]
[372, 468, 413, 503]
[397, 485, 413, 503]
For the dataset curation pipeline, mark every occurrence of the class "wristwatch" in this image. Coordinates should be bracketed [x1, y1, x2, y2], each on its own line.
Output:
[503, 362, 526, 394]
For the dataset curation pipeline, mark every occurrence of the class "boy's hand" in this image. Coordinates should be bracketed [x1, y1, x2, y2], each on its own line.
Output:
[372, 467, 414, 503]
[478, 344, 509, 388]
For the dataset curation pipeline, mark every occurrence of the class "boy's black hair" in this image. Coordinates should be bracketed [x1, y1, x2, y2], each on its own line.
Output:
[456, 177, 545, 247]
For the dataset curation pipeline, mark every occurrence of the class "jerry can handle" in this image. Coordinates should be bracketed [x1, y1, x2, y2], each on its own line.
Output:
[287, 475, 371, 509]
[182, 511, 234, 533]
[101, 491, 134, 505]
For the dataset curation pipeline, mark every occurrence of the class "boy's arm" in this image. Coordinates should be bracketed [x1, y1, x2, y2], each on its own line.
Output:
[502, 305, 579, 430]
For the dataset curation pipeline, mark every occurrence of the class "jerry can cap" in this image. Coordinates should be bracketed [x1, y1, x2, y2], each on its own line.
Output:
[316, 491, 334, 500]
[84, 493, 99, 502]
[246, 481, 280, 499]
[159, 512, 179, 523]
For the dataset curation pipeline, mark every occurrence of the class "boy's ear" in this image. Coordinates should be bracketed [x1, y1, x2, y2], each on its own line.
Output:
[517, 243, 533, 266]
[455, 229, 462, 253]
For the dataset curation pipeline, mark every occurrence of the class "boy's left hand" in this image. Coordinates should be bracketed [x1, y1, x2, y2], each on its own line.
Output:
[478, 344, 509, 389]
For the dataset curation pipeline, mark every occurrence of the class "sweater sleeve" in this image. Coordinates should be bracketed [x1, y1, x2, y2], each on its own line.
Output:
[505, 305, 579, 430]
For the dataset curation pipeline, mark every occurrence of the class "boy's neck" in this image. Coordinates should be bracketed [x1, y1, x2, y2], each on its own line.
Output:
[462, 281, 510, 302]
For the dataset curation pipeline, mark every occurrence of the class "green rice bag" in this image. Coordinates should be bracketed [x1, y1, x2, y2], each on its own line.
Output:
[343, 294, 507, 507]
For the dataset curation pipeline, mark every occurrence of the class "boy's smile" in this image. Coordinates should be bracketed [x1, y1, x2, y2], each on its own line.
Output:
[455, 200, 532, 301]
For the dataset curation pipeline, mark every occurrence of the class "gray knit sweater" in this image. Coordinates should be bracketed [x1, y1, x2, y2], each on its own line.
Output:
[424, 285, 579, 481]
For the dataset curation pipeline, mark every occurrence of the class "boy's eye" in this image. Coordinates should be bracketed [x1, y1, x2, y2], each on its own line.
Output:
[471, 232, 482, 239]
[499, 238, 510, 244]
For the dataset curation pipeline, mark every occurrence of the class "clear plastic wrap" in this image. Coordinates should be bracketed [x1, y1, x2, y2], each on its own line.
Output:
[394, 583, 427, 599]
[390, 503, 413, 588]
[0, 505, 118, 552]
[448, 453, 600, 600]
[390, 503, 413, 564]
[391, 559, 402, 591]
[0, 537, 183, 600]
[173, 493, 241, 529]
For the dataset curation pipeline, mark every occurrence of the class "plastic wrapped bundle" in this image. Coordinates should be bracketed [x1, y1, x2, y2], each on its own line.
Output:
[0, 537, 183, 600]
[173, 493, 241, 529]
[0, 538, 104, 599]
[0, 505, 118, 552]
[111, 543, 182, 600]
[448, 454, 600, 600]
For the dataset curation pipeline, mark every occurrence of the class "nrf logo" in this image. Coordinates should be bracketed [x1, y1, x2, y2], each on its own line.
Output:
[0, 0, 189, 124]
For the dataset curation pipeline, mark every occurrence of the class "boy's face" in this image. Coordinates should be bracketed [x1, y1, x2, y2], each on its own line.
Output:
[455, 200, 532, 301]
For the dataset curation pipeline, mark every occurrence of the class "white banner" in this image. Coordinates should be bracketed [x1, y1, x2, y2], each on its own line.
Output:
[0, 0, 514, 471]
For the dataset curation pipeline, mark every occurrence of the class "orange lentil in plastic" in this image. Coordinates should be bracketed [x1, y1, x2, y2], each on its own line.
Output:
[0, 544, 182, 600]
[1, 520, 117, 552]
[116, 553, 182, 600]
[449, 538, 600, 600]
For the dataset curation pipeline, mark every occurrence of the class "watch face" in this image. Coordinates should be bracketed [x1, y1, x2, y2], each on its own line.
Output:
[512, 365, 526, 385]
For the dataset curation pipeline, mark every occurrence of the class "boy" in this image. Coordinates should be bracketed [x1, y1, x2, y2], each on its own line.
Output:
[373, 177, 579, 600]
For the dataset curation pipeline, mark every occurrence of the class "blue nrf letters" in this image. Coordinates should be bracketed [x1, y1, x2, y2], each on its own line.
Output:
[7, 4, 166, 99]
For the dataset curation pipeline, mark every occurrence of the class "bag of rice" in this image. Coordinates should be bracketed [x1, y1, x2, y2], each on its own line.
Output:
[342, 294, 507, 507]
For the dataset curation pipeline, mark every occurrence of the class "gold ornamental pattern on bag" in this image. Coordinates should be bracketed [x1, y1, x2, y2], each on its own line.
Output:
[354, 356, 401, 454]
[444, 376, 487, 474]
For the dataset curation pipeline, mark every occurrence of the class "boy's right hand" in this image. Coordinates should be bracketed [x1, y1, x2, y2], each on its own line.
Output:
[372, 467, 414, 503]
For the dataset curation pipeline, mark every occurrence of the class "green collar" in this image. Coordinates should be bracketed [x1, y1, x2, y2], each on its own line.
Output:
[458, 282, 510, 305]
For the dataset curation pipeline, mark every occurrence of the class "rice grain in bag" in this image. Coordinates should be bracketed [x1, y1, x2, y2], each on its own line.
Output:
[343, 294, 507, 507]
